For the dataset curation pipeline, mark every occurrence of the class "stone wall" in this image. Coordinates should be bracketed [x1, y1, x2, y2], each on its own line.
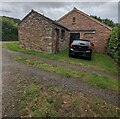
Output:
[59, 30, 70, 51]
[58, 9, 112, 53]
[51, 27, 70, 53]
[18, 11, 53, 53]
[19, 11, 70, 54]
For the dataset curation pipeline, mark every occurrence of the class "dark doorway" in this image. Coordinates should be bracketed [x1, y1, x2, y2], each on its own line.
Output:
[55, 28, 59, 52]
[70, 33, 80, 44]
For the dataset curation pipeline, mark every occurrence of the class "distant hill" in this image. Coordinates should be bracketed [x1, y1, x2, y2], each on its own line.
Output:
[0, 16, 21, 41]
[2, 16, 21, 24]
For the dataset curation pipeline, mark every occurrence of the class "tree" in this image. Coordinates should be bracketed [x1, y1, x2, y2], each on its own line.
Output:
[90, 15, 115, 28]
[0, 16, 21, 41]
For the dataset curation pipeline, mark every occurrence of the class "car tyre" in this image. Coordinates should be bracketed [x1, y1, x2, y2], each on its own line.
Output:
[88, 56, 91, 60]
[69, 54, 73, 57]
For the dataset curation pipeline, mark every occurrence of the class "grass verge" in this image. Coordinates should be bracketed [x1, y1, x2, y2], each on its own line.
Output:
[17, 79, 119, 117]
[16, 57, 118, 91]
[3, 42, 118, 74]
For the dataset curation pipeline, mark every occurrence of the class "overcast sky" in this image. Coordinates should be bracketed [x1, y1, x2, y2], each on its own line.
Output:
[1, 1, 119, 23]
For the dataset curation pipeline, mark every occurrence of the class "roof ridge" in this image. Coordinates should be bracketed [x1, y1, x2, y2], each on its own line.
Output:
[57, 8, 75, 22]
[33, 10, 69, 30]
[19, 9, 69, 31]
[57, 7, 112, 31]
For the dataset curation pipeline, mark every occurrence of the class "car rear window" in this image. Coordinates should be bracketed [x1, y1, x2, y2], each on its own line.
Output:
[72, 40, 90, 46]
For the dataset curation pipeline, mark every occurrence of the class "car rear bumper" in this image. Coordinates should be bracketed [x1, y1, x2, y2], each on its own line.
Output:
[69, 49, 92, 58]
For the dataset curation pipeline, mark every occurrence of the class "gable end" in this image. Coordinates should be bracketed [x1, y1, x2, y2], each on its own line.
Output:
[57, 8, 112, 31]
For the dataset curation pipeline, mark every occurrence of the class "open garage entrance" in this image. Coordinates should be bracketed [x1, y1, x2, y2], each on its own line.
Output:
[70, 33, 80, 44]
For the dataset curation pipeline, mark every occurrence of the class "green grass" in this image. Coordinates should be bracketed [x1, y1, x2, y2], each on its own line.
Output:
[17, 79, 119, 117]
[3, 42, 118, 74]
[16, 57, 118, 91]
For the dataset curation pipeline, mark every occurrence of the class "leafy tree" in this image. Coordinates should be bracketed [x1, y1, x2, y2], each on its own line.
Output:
[90, 15, 115, 28]
[0, 16, 21, 41]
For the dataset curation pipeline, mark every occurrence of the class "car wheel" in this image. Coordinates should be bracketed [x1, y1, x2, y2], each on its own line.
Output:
[69, 54, 73, 57]
[88, 56, 91, 60]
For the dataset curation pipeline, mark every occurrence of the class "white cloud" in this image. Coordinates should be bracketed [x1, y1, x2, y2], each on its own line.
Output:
[2, 0, 120, 2]
[1, 2, 119, 23]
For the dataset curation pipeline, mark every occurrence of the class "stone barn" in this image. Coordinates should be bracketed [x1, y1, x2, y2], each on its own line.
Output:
[57, 7, 112, 53]
[18, 10, 69, 53]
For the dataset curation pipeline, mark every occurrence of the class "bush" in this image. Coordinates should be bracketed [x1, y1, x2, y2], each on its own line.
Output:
[107, 25, 120, 62]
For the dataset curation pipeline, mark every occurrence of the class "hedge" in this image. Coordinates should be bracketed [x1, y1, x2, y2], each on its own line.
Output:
[107, 25, 120, 62]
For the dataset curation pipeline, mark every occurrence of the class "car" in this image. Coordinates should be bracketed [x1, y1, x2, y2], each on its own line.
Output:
[69, 39, 94, 60]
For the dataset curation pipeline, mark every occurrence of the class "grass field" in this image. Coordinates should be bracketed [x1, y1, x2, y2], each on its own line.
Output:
[3, 41, 119, 117]
[16, 57, 118, 91]
[3, 42, 118, 74]
[17, 79, 119, 117]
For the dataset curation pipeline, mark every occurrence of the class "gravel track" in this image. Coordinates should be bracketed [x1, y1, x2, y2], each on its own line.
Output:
[2, 48, 119, 117]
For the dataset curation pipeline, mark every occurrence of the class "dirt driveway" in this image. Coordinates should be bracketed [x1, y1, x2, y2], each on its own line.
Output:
[2, 48, 119, 117]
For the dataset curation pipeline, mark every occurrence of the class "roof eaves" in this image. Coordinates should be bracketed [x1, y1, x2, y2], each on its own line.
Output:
[57, 9, 74, 22]
[75, 10, 112, 31]
[20, 9, 69, 31]
[57, 8, 112, 31]
[34, 10, 70, 31]
[54, 22, 70, 31]
[18, 9, 34, 26]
